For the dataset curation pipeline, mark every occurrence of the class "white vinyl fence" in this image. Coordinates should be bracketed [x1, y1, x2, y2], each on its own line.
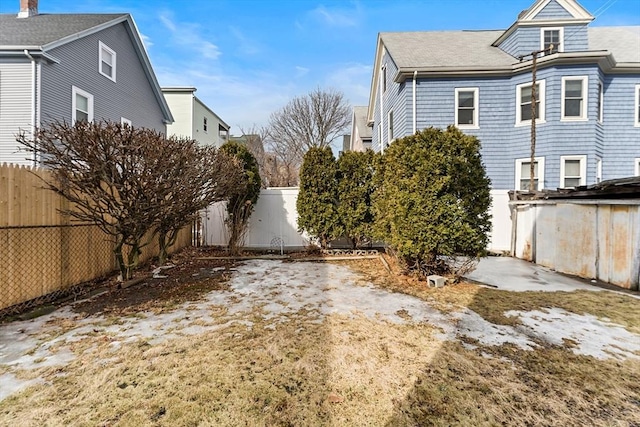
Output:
[201, 187, 510, 254]
[201, 187, 310, 250]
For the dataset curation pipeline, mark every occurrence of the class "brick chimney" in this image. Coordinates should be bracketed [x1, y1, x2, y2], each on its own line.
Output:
[17, 0, 38, 18]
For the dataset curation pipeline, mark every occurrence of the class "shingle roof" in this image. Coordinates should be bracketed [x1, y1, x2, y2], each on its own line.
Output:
[380, 26, 640, 71]
[380, 30, 515, 70]
[0, 13, 126, 47]
[589, 26, 640, 63]
[353, 106, 372, 139]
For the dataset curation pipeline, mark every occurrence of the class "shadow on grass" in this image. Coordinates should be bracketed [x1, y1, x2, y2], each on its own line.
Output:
[382, 286, 640, 426]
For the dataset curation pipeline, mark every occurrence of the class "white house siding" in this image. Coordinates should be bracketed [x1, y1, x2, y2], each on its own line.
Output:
[498, 25, 588, 58]
[164, 91, 194, 139]
[193, 98, 227, 147]
[0, 61, 33, 165]
[40, 22, 167, 133]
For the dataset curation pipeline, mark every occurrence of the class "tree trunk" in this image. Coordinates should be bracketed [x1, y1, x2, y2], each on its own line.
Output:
[113, 240, 127, 281]
[157, 231, 169, 266]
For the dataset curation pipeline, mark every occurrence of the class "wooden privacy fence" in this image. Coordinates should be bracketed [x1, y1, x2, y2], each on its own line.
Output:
[0, 163, 191, 313]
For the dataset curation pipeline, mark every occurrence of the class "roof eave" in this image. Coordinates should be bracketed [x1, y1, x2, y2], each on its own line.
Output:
[0, 48, 60, 63]
[123, 15, 174, 124]
[394, 51, 628, 80]
[367, 34, 385, 125]
[193, 94, 230, 130]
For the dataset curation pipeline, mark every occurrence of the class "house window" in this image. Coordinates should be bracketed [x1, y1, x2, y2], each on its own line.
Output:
[382, 64, 387, 93]
[635, 85, 640, 127]
[635, 158, 640, 176]
[541, 28, 563, 54]
[596, 158, 602, 183]
[387, 110, 394, 144]
[203, 117, 208, 132]
[515, 157, 545, 191]
[516, 80, 546, 125]
[561, 76, 588, 121]
[560, 155, 586, 188]
[597, 81, 603, 123]
[99, 41, 116, 82]
[121, 117, 131, 127]
[455, 88, 479, 128]
[72, 86, 94, 124]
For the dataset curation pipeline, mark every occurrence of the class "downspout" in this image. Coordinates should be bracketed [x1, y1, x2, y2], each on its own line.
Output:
[412, 70, 417, 134]
[23, 49, 37, 165]
[379, 68, 384, 154]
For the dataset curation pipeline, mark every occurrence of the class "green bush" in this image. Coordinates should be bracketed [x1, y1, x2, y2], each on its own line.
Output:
[373, 126, 491, 276]
[220, 142, 261, 255]
[297, 146, 340, 248]
[336, 150, 376, 248]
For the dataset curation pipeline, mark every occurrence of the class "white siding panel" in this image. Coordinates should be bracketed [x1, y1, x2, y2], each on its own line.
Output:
[0, 62, 33, 165]
[165, 92, 194, 139]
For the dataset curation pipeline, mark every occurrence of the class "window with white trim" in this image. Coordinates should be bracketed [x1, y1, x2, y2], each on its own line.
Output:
[560, 155, 586, 188]
[561, 76, 588, 121]
[121, 117, 131, 127]
[635, 158, 640, 176]
[387, 110, 394, 144]
[515, 157, 545, 191]
[203, 117, 208, 132]
[455, 87, 479, 128]
[516, 80, 546, 125]
[596, 158, 602, 183]
[597, 81, 603, 123]
[382, 64, 387, 93]
[635, 85, 640, 127]
[72, 86, 94, 124]
[99, 41, 116, 82]
[541, 28, 563, 54]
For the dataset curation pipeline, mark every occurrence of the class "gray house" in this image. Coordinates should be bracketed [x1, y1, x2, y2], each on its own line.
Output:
[0, 0, 173, 165]
[358, 0, 640, 252]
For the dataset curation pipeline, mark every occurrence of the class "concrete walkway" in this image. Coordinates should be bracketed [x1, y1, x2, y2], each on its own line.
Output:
[465, 256, 605, 293]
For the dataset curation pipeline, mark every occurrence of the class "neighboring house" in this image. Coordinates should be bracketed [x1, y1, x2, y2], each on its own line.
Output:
[360, 0, 640, 252]
[0, 0, 173, 165]
[163, 87, 230, 148]
[349, 106, 372, 152]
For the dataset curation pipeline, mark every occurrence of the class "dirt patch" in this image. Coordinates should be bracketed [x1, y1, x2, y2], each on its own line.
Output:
[72, 248, 235, 317]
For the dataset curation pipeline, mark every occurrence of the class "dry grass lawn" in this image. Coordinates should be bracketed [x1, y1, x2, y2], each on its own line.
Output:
[1, 253, 639, 426]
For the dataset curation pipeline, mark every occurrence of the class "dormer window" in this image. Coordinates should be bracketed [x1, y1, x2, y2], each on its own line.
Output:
[99, 41, 116, 82]
[541, 28, 563, 54]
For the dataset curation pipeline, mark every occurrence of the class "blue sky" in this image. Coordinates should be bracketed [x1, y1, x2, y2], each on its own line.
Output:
[2, 0, 639, 135]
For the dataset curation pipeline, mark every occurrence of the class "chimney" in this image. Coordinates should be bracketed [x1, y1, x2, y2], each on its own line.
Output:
[17, 0, 38, 18]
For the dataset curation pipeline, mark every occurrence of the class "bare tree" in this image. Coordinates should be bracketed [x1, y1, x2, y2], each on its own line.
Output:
[237, 125, 271, 187]
[268, 87, 351, 179]
[17, 120, 181, 280]
[153, 142, 244, 265]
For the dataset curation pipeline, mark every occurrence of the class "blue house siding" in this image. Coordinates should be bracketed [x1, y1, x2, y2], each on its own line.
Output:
[40, 22, 166, 133]
[371, 61, 629, 191]
[372, 51, 408, 151]
[533, 0, 573, 19]
[602, 74, 640, 179]
[498, 25, 588, 58]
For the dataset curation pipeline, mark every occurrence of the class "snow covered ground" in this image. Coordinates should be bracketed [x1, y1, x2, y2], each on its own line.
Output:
[1, 260, 639, 402]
